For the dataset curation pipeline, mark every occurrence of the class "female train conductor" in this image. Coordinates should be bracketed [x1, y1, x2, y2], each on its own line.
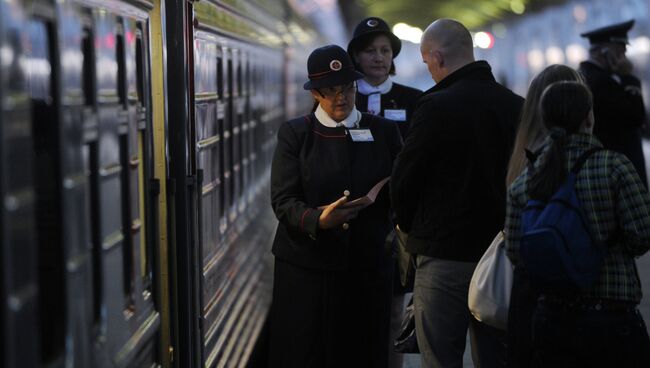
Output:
[347, 17, 422, 138]
[268, 45, 402, 368]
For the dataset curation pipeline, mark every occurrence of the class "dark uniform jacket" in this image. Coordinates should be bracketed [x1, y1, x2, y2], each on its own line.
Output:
[355, 82, 422, 138]
[271, 112, 402, 271]
[579, 61, 647, 184]
[391, 60, 524, 262]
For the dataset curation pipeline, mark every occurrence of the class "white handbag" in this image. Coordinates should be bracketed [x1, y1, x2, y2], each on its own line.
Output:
[468, 231, 513, 330]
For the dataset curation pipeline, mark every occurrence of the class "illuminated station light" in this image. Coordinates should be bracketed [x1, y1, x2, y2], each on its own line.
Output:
[510, 0, 526, 15]
[474, 31, 495, 49]
[392, 23, 424, 44]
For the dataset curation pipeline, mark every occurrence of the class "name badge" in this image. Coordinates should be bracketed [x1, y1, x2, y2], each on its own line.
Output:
[348, 129, 374, 142]
[384, 109, 407, 121]
[367, 93, 381, 115]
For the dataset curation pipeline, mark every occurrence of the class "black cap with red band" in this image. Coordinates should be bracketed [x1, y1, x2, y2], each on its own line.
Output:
[303, 45, 365, 90]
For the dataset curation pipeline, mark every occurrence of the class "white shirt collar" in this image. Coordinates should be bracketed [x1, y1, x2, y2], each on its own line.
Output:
[315, 104, 361, 128]
[357, 77, 393, 95]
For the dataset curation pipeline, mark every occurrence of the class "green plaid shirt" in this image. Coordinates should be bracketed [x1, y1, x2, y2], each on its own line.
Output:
[505, 133, 650, 303]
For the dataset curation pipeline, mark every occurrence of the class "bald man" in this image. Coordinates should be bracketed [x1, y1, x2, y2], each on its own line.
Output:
[391, 19, 523, 367]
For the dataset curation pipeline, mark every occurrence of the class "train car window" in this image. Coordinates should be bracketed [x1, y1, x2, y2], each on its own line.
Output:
[135, 30, 144, 104]
[215, 47, 227, 235]
[227, 57, 236, 217]
[119, 132, 135, 311]
[116, 22, 127, 108]
[87, 140, 104, 338]
[27, 18, 66, 364]
[217, 51, 223, 100]
[245, 58, 250, 97]
[116, 18, 136, 312]
[236, 55, 242, 98]
[80, 20, 105, 338]
[82, 27, 95, 106]
[134, 24, 152, 289]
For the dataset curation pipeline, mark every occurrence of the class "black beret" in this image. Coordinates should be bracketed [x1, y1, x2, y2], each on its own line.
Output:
[347, 17, 402, 58]
[303, 45, 364, 90]
[580, 19, 634, 45]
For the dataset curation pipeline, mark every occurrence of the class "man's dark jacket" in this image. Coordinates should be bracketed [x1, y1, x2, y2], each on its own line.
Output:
[390, 61, 524, 262]
[579, 61, 647, 185]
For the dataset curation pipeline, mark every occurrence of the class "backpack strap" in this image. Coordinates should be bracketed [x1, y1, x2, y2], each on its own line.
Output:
[570, 147, 604, 174]
[525, 149, 538, 165]
[525, 148, 543, 172]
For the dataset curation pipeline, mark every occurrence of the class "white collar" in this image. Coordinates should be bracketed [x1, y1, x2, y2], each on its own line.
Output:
[357, 77, 393, 95]
[315, 104, 361, 128]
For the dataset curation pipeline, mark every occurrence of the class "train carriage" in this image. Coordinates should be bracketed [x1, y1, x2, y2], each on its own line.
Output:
[1, 0, 319, 367]
[9, 0, 163, 367]
[1, 2, 40, 367]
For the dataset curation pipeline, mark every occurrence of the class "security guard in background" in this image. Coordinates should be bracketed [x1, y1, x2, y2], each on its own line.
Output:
[579, 19, 648, 186]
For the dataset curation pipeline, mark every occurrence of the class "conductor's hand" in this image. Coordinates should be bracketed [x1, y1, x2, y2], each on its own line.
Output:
[318, 196, 357, 229]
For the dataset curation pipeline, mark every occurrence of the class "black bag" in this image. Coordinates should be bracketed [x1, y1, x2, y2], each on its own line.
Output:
[393, 297, 419, 353]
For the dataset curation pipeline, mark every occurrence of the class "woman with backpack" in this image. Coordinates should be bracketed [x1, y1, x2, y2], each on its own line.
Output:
[504, 80, 650, 367]
[504, 65, 586, 367]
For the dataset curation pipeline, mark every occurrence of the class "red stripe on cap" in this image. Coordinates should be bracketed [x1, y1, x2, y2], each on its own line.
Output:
[308, 65, 354, 80]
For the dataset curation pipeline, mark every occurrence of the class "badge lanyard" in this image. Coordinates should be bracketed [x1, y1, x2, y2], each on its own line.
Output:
[367, 93, 381, 116]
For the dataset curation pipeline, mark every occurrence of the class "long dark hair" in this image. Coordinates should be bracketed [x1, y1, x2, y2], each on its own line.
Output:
[506, 65, 584, 187]
[527, 81, 593, 200]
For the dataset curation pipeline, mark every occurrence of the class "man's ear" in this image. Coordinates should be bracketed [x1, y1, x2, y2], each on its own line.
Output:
[434, 50, 444, 68]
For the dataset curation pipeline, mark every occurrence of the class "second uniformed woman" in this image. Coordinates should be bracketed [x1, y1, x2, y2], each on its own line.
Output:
[347, 17, 422, 139]
[348, 18, 421, 368]
[268, 45, 402, 368]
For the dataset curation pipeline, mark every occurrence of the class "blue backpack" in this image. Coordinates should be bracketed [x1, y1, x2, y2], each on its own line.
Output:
[519, 148, 606, 291]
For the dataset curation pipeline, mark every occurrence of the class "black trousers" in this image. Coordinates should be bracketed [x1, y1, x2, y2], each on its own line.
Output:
[506, 267, 537, 368]
[531, 301, 650, 368]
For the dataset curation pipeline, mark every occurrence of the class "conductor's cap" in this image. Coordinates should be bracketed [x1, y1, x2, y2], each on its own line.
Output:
[303, 45, 364, 90]
[347, 17, 402, 57]
[580, 19, 635, 45]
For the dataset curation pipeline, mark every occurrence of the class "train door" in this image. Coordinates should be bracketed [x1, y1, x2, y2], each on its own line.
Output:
[56, 5, 95, 367]
[191, 25, 241, 367]
[27, 3, 70, 367]
[0, 2, 40, 368]
[116, 13, 161, 367]
[192, 30, 221, 367]
[75, 3, 160, 367]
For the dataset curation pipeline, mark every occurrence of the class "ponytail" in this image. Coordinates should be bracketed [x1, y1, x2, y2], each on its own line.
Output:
[528, 128, 568, 200]
[527, 81, 593, 201]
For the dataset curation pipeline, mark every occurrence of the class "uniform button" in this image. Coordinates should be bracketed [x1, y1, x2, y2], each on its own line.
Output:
[342, 223, 349, 230]
[343, 190, 350, 197]
[595, 303, 602, 311]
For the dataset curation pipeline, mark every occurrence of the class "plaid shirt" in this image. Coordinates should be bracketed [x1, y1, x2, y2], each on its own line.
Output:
[505, 133, 650, 303]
